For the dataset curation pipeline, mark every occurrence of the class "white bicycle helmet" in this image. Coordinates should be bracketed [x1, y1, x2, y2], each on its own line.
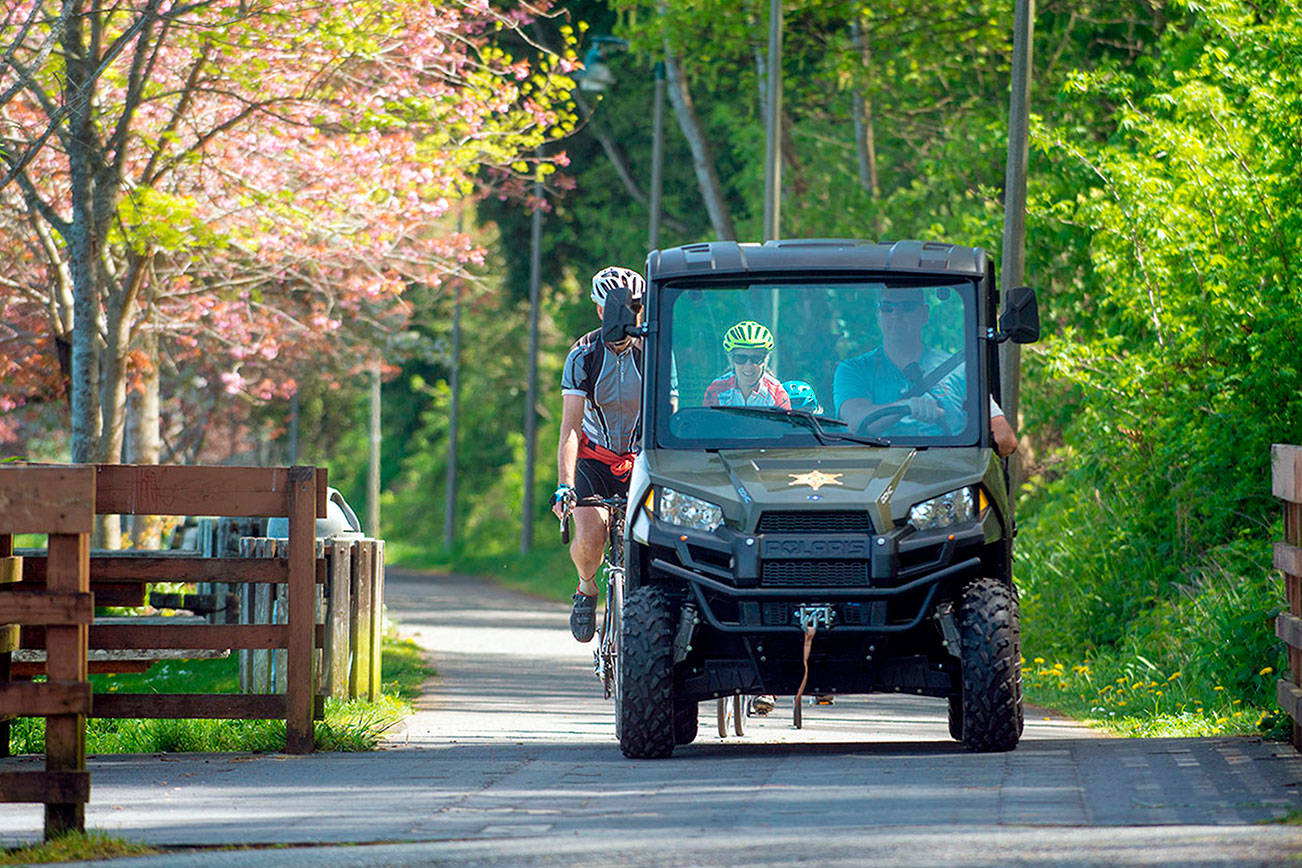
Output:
[590, 266, 646, 306]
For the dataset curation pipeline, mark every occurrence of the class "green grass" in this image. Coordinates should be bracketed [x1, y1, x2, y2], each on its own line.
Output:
[1021, 654, 1289, 739]
[0, 831, 156, 864]
[8, 633, 434, 754]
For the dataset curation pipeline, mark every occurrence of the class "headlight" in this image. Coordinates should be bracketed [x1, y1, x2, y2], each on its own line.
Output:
[658, 487, 724, 532]
[908, 487, 976, 531]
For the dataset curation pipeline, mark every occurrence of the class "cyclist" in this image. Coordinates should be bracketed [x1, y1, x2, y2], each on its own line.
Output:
[703, 321, 791, 408]
[781, 379, 823, 415]
[552, 266, 646, 643]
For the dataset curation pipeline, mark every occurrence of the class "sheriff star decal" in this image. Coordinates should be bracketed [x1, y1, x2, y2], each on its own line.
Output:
[787, 470, 844, 491]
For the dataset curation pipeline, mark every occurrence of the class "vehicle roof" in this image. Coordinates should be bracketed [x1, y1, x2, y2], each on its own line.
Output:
[647, 239, 987, 281]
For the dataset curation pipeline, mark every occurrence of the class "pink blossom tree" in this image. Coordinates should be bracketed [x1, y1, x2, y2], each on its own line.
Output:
[0, 0, 577, 487]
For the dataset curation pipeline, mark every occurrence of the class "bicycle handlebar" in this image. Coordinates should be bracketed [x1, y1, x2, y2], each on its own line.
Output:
[558, 495, 627, 545]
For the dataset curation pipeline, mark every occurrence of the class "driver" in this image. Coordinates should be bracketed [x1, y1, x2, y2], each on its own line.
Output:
[832, 289, 964, 436]
[703, 321, 791, 409]
[833, 288, 1019, 456]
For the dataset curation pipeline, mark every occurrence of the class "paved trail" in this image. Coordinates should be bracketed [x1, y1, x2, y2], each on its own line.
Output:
[4, 568, 1302, 866]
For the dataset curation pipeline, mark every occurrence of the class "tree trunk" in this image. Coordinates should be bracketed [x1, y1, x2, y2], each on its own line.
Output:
[851, 19, 880, 199]
[127, 327, 163, 549]
[63, 3, 100, 464]
[663, 46, 736, 241]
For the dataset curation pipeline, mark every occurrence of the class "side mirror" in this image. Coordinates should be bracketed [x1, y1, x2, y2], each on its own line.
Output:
[601, 286, 640, 344]
[998, 286, 1040, 344]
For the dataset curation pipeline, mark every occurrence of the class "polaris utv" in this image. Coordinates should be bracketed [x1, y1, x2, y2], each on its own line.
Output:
[611, 239, 1040, 758]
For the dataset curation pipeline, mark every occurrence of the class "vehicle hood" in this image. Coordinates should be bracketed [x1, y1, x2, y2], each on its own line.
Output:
[639, 446, 996, 533]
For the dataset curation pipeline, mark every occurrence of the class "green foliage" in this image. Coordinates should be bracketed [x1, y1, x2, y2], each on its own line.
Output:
[1013, 0, 1302, 734]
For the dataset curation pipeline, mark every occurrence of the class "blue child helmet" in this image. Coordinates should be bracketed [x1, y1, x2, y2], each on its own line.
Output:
[782, 380, 822, 414]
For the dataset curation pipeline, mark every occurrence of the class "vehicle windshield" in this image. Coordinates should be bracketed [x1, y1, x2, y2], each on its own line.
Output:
[655, 279, 981, 449]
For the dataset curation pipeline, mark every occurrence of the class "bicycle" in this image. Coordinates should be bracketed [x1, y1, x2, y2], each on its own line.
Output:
[561, 494, 626, 700]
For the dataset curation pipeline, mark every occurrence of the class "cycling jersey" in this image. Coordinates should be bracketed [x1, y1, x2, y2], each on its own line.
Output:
[560, 328, 642, 454]
[703, 371, 791, 409]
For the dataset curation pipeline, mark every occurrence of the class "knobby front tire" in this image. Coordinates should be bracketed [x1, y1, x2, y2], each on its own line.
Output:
[618, 585, 677, 759]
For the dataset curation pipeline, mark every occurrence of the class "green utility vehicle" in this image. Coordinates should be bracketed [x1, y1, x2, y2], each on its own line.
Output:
[611, 239, 1040, 758]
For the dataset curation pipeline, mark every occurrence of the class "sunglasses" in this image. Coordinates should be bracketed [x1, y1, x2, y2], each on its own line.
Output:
[878, 299, 922, 314]
[731, 352, 768, 366]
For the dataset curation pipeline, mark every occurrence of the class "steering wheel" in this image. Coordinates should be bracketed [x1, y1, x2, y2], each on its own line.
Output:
[855, 405, 910, 435]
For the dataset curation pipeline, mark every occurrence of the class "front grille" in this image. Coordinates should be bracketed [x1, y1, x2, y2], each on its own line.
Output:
[761, 560, 870, 587]
[758, 511, 872, 534]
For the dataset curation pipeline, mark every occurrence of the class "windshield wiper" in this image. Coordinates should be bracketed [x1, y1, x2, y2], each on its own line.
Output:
[705, 405, 891, 447]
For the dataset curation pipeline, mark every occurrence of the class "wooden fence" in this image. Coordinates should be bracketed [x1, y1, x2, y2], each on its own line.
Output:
[1274, 445, 1302, 749]
[236, 536, 384, 701]
[6, 464, 326, 755]
[0, 466, 94, 839]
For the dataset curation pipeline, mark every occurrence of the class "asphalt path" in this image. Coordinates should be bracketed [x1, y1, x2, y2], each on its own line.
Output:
[4, 568, 1302, 866]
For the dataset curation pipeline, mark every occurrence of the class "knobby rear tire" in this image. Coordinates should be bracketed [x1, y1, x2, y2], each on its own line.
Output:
[619, 585, 677, 759]
[947, 695, 963, 742]
[674, 699, 699, 745]
[958, 578, 1023, 752]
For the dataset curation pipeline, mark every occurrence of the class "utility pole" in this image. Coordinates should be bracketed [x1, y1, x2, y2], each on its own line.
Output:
[443, 227, 463, 550]
[1000, 0, 1035, 491]
[649, 61, 666, 252]
[762, 0, 782, 242]
[367, 362, 381, 537]
[521, 150, 543, 554]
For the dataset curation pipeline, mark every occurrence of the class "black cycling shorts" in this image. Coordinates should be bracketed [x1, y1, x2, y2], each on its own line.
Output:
[574, 457, 626, 506]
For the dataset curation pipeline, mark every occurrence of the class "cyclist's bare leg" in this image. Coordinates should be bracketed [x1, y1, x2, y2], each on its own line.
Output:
[570, 505, 610, 596]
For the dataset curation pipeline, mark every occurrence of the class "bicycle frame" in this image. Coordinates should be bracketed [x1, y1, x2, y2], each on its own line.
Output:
[562, 496, 626, 700]
[595, 498, 626, 699]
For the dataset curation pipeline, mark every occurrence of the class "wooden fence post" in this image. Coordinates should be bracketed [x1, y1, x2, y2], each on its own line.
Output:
[367, 540, 384, 702]
[0, 535, 17, 759]
[286, 467, 317, 754]
[349, 541, 373, 700]
[44, 529, 91, 836]
[1272, 444, 1302, 750]
[0, 465, 94, 839]
[324, 540, 352, 697]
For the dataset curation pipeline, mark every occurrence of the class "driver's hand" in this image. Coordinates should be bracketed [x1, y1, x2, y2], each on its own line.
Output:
[906, 396, 944, 423]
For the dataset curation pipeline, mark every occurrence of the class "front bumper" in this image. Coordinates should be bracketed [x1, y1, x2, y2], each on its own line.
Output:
[645, 516, 991, 635]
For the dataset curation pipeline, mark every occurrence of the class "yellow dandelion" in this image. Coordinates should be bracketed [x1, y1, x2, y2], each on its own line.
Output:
[1260, 667, 1274, 676]
[1116, 676, 1129, 684]
[1167, 672, 1181, 681]
[1155, 690, 1163, 697]
[1232, 699, 1241, 705]
[1213, 686, 1225, 692]
[1033, 657, 1045, 664]
[1216, 717, 1229, 725]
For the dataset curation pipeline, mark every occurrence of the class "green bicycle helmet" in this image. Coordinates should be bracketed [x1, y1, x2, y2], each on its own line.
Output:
[722, 321, 774, 354]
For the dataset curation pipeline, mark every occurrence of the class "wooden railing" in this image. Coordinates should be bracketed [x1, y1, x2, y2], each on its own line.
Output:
[0, 466, 94, 838]
[9, 464, 326, 755]
[1273, 444, 1302, 749]
[237, 536, 384, 701]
